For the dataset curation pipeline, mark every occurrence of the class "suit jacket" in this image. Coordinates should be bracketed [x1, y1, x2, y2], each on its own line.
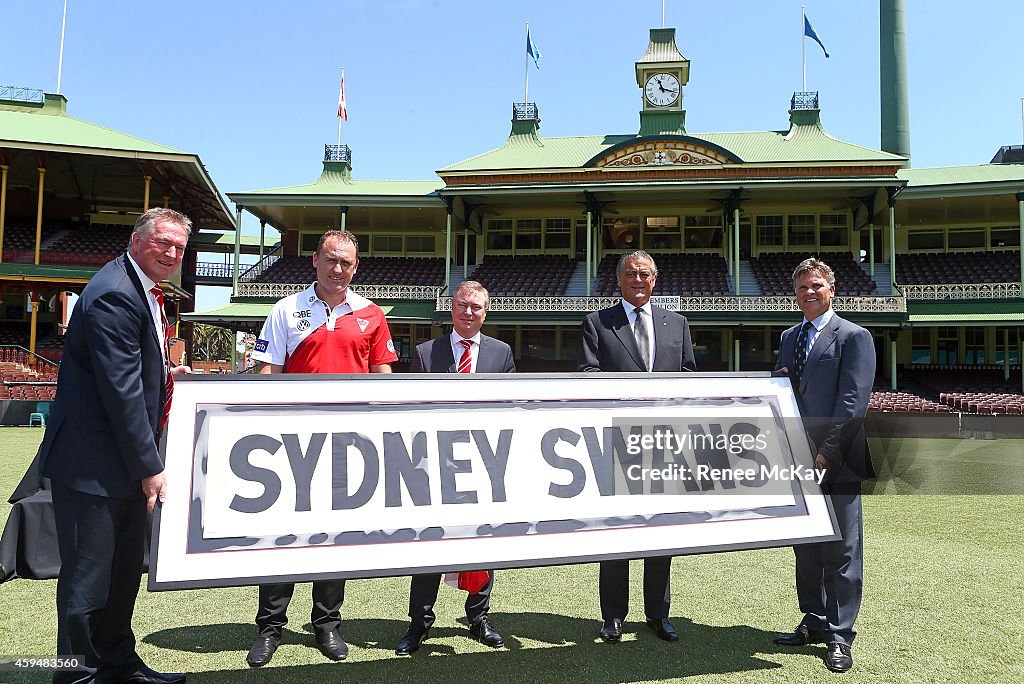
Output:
[39, 253, 167, 500]
[577, 303, 696, 372]
[775, 313, 875, 481]
[410, 334, 516, 374]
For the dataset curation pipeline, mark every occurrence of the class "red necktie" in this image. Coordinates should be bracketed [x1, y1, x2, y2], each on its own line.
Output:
[455, 337, 487, 591]
[457, 339, 473, 374]
[151, 286, 174, 430]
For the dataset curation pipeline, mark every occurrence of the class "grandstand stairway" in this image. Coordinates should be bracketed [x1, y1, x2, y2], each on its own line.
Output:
[449, 268, 474, 295]
[860, 261, 892, 295]
[40, 229, 69, 252]
[735, 261, 762, 296]
[565, 262, 589, 296]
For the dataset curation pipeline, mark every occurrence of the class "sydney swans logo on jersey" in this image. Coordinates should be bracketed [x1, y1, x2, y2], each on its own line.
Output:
[356, 318, 370, 333]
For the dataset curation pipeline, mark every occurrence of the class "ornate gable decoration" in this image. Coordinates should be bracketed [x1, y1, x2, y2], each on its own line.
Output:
[594, 140, 734, 168]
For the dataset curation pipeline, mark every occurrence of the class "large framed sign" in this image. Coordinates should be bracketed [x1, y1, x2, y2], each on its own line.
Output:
[150, 372, 837, 590]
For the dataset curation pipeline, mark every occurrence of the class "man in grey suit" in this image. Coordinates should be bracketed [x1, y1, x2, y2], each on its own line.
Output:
[39, 208, 192, 684]
[577, 250, 695, 644]
[396, 281, 514, 655]
[772, 257, 875, 673]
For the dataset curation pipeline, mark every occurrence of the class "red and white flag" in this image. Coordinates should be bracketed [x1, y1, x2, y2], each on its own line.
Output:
[337, 69, 348, 121]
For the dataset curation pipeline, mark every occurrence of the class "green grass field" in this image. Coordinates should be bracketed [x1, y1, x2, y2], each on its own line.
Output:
[1, 427, 1021, 683]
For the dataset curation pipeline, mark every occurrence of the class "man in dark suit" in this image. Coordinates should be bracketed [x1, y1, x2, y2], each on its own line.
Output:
[772, 257, 875, 674]
[39, 208, 192, 684]
[577, 250, 695, 644]
[395, 280, 514, 655]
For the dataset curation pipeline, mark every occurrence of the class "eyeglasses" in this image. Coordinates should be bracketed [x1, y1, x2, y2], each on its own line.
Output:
[623, 270, 655, 281]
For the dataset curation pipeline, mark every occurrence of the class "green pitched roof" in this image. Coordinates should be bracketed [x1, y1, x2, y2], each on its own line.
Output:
[898, 164, 1024, 188]
[439, 122, 904, 173]
[0, 94, 181, 155]
[233, 164, 442, 198]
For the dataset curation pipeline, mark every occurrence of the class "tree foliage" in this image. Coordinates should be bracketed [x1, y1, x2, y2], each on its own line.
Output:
[192, 323, 234, 361]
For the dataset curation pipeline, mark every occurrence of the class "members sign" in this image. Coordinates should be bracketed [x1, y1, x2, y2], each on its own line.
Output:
[150, 372, 837, 590]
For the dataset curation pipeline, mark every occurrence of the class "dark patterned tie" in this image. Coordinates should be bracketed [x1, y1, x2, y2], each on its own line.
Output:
[792, 320, 814, 382]
[151, 286, 174, 430]
[633, 307, 651, 372]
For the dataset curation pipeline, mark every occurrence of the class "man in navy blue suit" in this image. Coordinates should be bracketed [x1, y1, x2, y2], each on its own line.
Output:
[772, 257, 875, 674]
[395, 281, 514, 656]
[39, 208, 192, 684]
[577, 250, 695, 645]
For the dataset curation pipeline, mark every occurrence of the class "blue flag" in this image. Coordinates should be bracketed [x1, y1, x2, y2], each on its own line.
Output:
[804, 15, 829, 58]
[527, 27, 542, 68]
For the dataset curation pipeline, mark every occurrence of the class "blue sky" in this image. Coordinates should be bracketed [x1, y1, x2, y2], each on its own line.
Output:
[3, 0, 1023, 310]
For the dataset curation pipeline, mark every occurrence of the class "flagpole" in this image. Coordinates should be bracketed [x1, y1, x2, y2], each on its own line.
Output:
[524, 23, 530, 104]
[57, 0, 68, 94]
[338, 67, 344, 148]
[801, 6, 806, 92]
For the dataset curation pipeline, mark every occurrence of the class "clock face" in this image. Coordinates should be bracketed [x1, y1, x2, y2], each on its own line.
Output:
[644, 72, 680, 107]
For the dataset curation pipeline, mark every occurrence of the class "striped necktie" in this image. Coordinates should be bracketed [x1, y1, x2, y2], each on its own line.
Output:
[792, 320, 814, 382]
[633, 307, 651, 372]
[151, 286, 174, 430]
[457, 339, 474, 373]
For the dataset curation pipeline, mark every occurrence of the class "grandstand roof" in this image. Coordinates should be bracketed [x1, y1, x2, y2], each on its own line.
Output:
[189, 233, 280, 254]
[0, 92, 234, 230]
[0, 95, 180, 155]
[231, 163, 443, 202]
[899, 164, 1024, 190]
[438, 121, 905, 173]
[228, 162, 446, 233]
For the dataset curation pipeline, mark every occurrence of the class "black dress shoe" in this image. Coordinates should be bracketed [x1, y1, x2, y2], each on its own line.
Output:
[246, 634, 280, 667]
[646, 618, 679, 642]
[468, 616, 504, 648]
[315, 629, 349, 661]
[599, 618, 623, 643]
[773, 624, 826, 646]
[119, 664, 187, 683]
[825, 642, 853, 673]
[395, 623, 430, 655]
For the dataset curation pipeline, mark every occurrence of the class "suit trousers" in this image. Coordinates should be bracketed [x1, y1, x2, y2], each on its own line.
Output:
[51, 482, 147, 684]
[795, 483, 863, 645]
[408, 572, 493, 628]
[599, 556, 671, 621]
[256, 581, 346, 637]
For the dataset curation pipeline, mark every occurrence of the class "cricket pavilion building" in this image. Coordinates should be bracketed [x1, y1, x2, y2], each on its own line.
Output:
[197, 26, 1024, 409]
[0, 87, 244, 410]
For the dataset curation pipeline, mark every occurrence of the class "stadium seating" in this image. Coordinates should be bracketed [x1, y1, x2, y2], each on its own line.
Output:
[901, 367, 1024, 414]
[896, 251, 1020, 285]
[468, 255, 576, 296]
[751, 253, 877, 295]
[42, 223, 132, 266]
[868, 388, 949, 413]
[594, 253, 730, 296]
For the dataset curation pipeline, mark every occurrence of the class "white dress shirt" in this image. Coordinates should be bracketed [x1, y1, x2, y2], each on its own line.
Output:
[126, 253, 166, 364]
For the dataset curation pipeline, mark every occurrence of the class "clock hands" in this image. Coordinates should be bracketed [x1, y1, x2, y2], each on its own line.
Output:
[655, 76, 678, 95]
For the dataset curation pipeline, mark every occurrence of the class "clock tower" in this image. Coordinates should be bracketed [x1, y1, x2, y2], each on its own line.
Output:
[635, 27, 690, 136]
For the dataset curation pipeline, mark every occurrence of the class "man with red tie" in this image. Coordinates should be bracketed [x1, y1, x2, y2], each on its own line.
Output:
[39, 207, 192, 684]
[245, 230, 398, 667]
[395, 280, 515, 655]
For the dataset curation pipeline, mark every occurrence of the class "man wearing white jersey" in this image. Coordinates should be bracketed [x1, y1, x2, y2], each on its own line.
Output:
[245, 230, 397, 667]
